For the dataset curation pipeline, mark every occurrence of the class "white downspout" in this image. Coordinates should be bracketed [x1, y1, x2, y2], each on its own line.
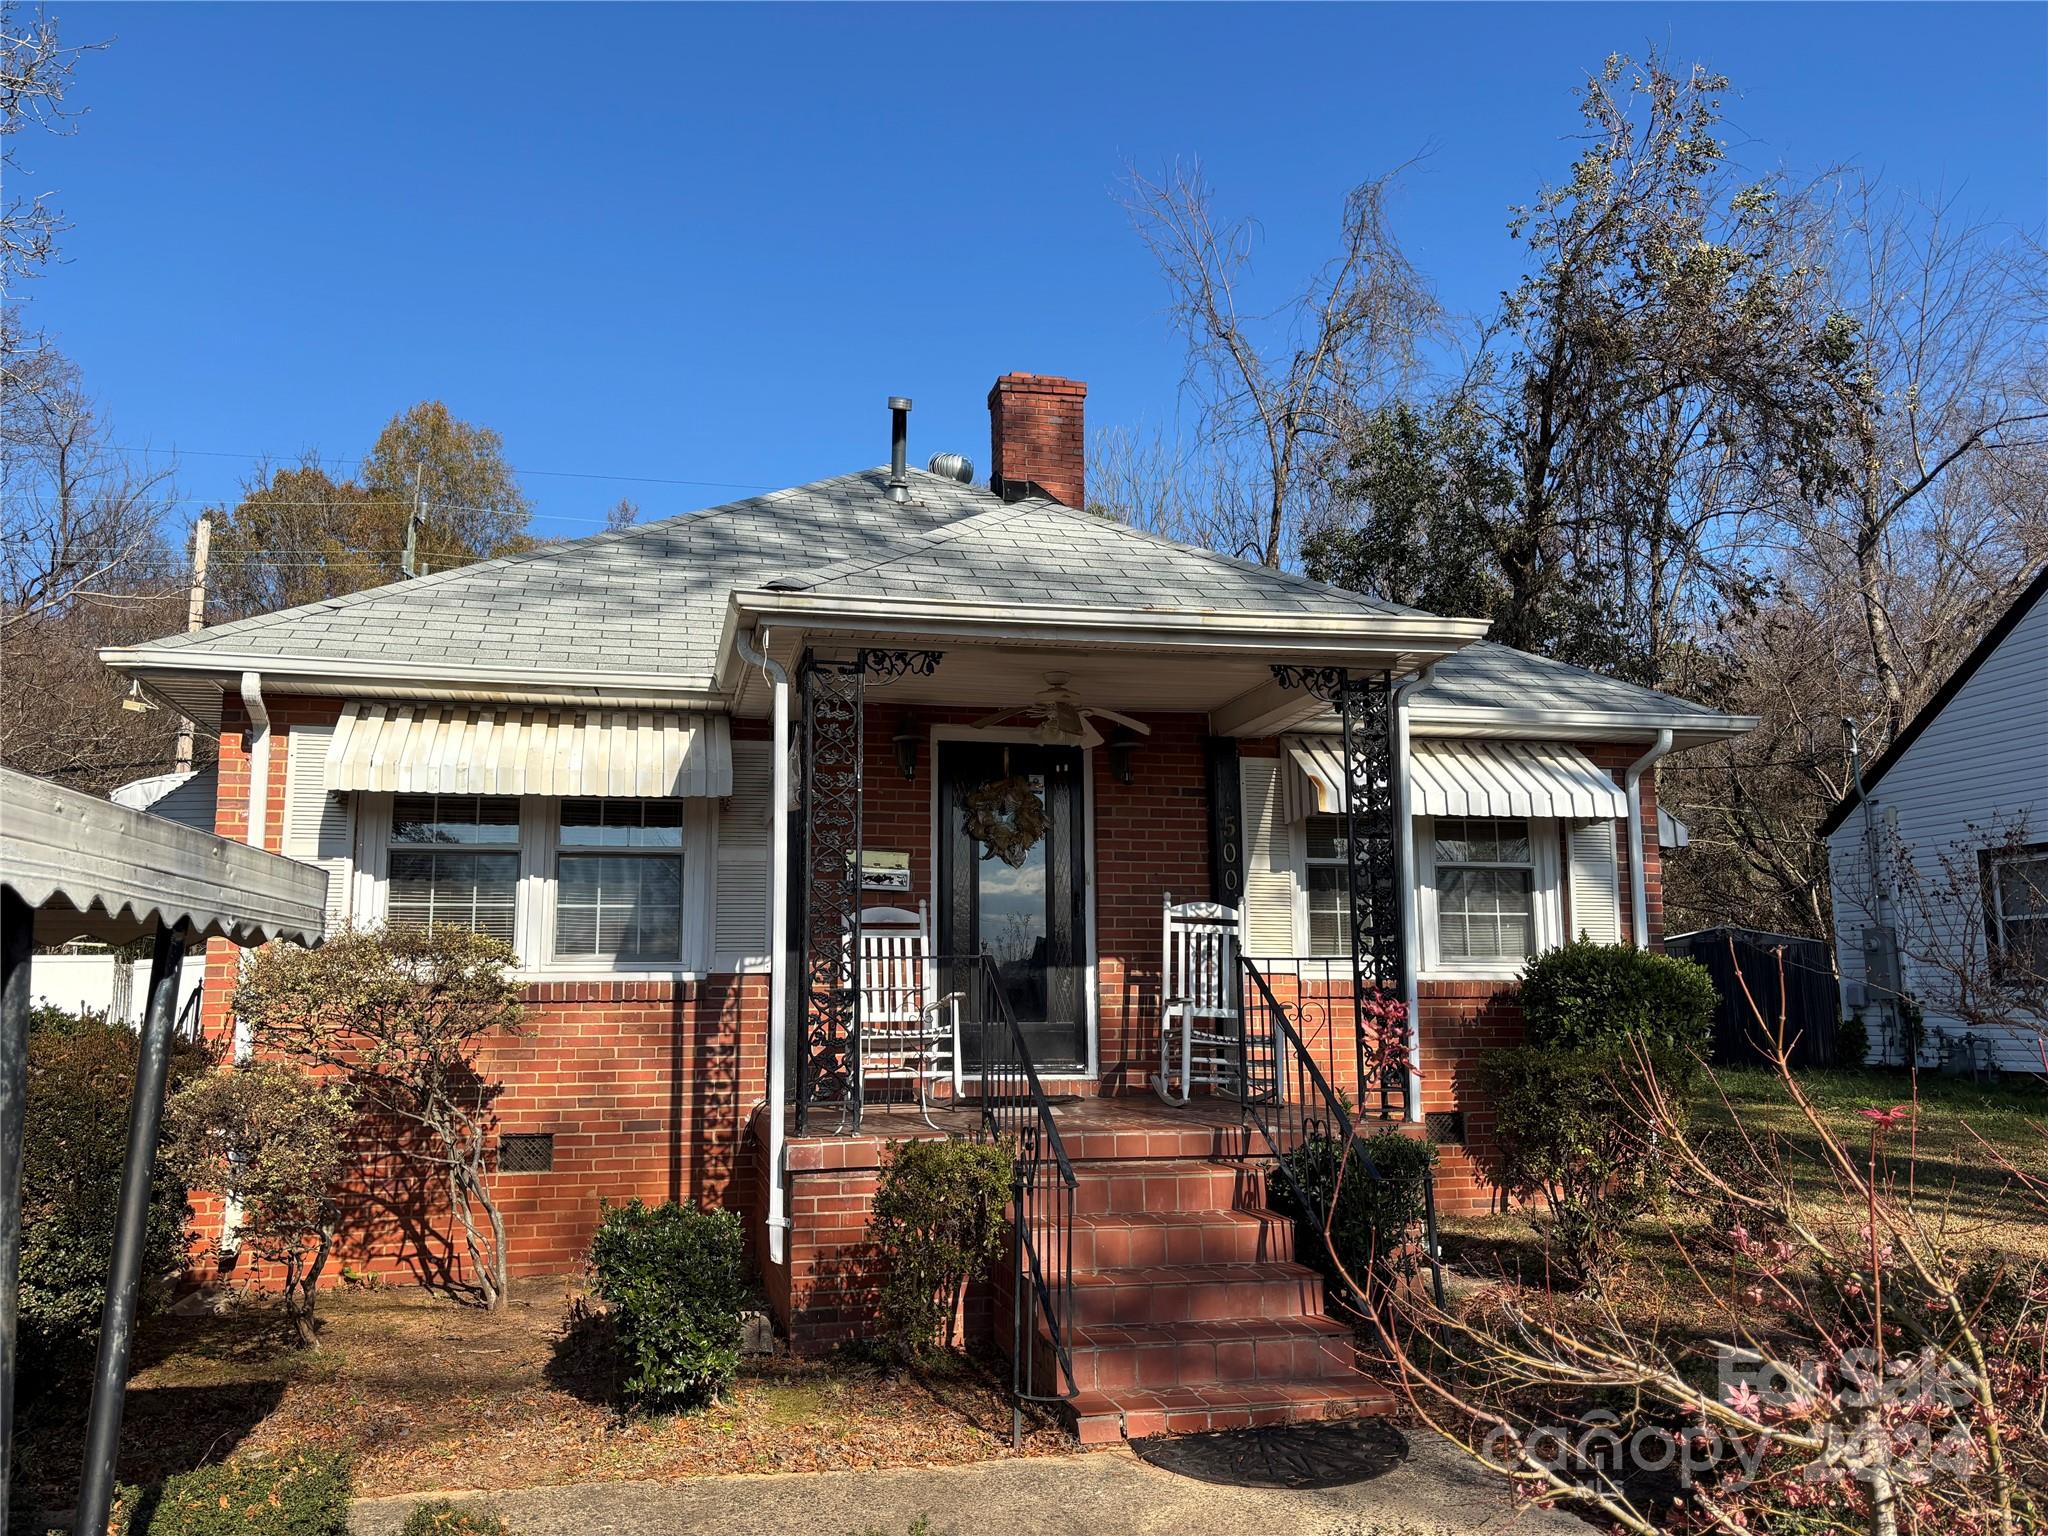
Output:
[734, 627, 792, 1265]
[240, 670, 271, 854]
[1624, 729, 1675, 950]
[1390, 662, 1440, 1123]
[227, 670, 272, 1241]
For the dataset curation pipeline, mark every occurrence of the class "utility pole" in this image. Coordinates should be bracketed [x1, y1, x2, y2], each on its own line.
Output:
[401, 461, 424, 578]
[173, 514, 211, 773]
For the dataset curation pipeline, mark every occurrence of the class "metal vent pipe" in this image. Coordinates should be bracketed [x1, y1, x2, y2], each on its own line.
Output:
[887, 397, 912, 502]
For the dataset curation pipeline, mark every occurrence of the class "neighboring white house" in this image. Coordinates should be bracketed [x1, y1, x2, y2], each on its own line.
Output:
[1824, 567, 2048, 1073]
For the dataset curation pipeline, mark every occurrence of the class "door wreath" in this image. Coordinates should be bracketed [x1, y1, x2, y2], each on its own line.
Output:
[961, 775, 1047, 867]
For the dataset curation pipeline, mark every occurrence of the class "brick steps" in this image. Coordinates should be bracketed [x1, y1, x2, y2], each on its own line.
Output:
[1070, 1209, 1291, 1269]
[1026, 1149, 1394, 1446]
[1063, 1313, 1358, 1392]
[1068, 1377, 1399, 1446]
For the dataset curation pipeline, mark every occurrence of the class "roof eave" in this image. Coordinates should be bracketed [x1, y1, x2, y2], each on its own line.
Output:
[715, 589, 1491, 691]
[100, 645, 729, 711]
[1406, 704, 1759, 749]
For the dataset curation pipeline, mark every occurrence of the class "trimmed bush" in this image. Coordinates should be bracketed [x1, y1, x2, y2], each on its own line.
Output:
[588, 1199, 746, 1411]
[1479, 1043, 1688, 1288]
[1273, 1131, 1435, 1302]
[398, 1501, 511, 1536]
[121, 1450, 353, 1536]
[870, 1137, 1013, 1361]
[20, 1012, 203, 1399]
[1516, 937, 1716, 1057]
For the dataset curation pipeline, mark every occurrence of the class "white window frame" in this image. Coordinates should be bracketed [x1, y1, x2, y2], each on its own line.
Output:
[1415, 814, 1563, 980]
[1298, 814, 1355, 960]
[350, 791, 715, 980]
[1985, 841, 2048, 984]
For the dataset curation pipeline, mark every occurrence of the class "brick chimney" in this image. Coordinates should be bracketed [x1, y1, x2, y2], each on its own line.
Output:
[987, 373, 1086, 508]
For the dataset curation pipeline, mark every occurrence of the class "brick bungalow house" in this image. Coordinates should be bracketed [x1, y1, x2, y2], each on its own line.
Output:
[103, 374, 1750, 1442]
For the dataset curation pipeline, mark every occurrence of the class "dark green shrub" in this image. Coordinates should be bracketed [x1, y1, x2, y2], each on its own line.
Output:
[123, 1449, 353, 1536]
[20, 1013, 204, 1399]
[397, 1500, 511, 1536]
[1833, 1007, 1869, 1068]
[588, 1199, 745, 1411]
[1272, 1130, 1435, 1302]
[1478, 1043, 1688, 1288]
[1517, 937, 1716, 1058]
[870, 1138, 1013, 1361]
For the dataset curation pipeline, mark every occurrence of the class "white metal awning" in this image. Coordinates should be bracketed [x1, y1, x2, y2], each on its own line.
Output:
[326, 703, 733, 798]
[2, 765, 329, 947]
[1282, 736, 1629, 822]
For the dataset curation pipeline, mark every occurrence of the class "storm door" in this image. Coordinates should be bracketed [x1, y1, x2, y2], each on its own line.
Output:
[936, 741, 1090, 1073]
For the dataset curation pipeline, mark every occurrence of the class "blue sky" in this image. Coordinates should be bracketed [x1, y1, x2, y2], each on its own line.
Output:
[28, 3, 2048, 539]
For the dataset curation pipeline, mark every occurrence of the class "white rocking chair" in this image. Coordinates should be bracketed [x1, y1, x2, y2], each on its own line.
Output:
[1152, 893, 1244, 1106]
[853, 902, 964, 1128]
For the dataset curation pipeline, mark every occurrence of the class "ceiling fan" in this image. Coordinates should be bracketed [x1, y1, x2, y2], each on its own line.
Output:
[972, 673, 1153, 748]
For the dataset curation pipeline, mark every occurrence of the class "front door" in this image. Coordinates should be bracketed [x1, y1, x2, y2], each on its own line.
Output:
[937, 741, 1090, 1074]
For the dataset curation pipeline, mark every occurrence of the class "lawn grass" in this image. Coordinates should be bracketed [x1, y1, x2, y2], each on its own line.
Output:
[1439, 1064, 2048, 1311]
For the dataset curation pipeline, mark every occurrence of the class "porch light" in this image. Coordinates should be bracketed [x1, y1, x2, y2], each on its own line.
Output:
[893, 715, 922, 781]
[1108, 727, 1140, 785]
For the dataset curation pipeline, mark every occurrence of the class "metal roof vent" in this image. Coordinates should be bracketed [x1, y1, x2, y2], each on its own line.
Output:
[764, 576, 809, 592]
[927, 452, 974, 484]
[887, 396, 912, 503]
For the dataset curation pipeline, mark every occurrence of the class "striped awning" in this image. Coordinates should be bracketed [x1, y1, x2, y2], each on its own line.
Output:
[1282, 736, 1627, 822]
[326, 703, 732, 798]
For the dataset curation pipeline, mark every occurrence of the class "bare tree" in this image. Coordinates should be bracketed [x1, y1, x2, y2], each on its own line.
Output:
[1, 2, 96, 345]
[0, 340, 187, 792]
[2, 341, 179, 625]
[1800, 181, 2048, 745]
[1121, 158, 1438, 567]
[1084, 423, 1253, 549]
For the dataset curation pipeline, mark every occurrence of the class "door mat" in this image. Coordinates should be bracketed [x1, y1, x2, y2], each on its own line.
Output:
[1130, 1419, 1409, 1489]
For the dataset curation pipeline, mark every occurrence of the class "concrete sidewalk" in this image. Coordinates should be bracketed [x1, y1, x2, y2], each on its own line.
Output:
[352, 1435, 1593, 1536]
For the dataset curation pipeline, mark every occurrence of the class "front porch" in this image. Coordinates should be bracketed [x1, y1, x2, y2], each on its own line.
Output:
[742, 630, 1445, 1444]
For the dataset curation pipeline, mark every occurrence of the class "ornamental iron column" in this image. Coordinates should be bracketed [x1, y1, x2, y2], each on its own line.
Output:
[796, 656, 864, 1133]
[793, 649, 943, 1135]
[1272, 666, 1406, 1119]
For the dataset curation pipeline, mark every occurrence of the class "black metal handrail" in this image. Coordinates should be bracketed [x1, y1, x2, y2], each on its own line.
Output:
[1237, 955, 1444, 1309]
[940, 952, 1078, 1441]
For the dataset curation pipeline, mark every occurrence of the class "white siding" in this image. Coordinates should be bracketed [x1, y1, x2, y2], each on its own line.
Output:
[1826, 588, 2048, 1069]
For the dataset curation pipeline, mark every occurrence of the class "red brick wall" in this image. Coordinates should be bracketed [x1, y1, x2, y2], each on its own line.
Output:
[191, 697, 770, 1292]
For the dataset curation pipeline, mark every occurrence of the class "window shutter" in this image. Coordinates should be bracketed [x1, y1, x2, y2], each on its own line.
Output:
[715, 740, 773, 959]
[284, 723, 352, 931]
[1566, 820, 1620, 945]
[1239, 755, 1297, 956]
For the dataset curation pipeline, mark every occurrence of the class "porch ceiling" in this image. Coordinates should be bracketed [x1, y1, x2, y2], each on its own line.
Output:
[730, 633, 1380, 733]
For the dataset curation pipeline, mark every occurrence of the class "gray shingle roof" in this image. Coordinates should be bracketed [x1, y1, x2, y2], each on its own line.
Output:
[122, 465, 1740, 733]
[129, 468, 1404, 686]
[1414, 642, 1735, 728]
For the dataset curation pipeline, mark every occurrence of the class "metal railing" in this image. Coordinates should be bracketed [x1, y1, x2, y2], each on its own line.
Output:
[938, 952, 1078, 1442]
[1238, 955, 1444, 1310]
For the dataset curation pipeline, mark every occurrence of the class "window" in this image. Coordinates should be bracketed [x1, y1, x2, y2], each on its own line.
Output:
[1983, 842, 2048, 980]
[1304, 815, 1351, 957]
[388, 795, 520, 941]
[554, 799, 685, 962]
[1433, 818, 1536, 963]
